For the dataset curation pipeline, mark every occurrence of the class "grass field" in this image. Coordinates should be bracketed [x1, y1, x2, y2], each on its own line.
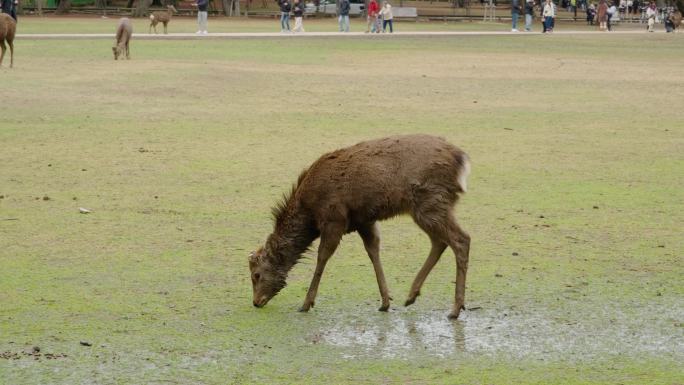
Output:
[1, 26, 683, 384]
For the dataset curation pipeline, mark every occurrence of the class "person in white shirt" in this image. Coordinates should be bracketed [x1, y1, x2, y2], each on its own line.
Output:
[379, 1, 394, 33]
[543, 0, 556, 32]
[645, 1, 657, 32]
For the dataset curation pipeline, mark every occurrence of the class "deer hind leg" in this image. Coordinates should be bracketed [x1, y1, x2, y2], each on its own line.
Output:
[8, 40, 12, 68]
[445, 216, 470, 320]
[405, 234, 447, 307]
[125, 41, 130, 59]
[0, 41, 5, 67]
[163, 22, 168, 34]
[299, 222, 344, 312]
[358, 223, 392, 311]
[410, 197, 470, 319]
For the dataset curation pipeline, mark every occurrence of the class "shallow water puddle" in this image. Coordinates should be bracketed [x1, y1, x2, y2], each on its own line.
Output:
[317, 303, 683, 361]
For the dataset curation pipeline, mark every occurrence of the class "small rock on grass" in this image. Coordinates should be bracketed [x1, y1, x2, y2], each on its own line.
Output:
[79, 207, 91, 214]
[79, 341, 92, 347]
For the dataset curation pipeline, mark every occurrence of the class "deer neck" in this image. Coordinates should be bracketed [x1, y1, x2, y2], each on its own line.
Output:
[266, 211, 317, 272]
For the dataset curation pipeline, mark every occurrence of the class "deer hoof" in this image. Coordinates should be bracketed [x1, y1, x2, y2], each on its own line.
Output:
[298, 306, 310, 312]
[378, 304, 390, 312]
[447, 305, 465, 320]
[404, 298, 415, 306]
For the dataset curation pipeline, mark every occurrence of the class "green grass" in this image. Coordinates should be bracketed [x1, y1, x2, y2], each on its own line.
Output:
[1, 33, 683, 384]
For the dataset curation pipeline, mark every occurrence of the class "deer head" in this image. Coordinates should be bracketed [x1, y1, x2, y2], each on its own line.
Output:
[249, 247, 287, 308]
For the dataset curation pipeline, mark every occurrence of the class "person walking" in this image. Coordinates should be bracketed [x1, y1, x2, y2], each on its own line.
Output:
[379, 0, 393, 32]
[587, 2, 596, 24]
[194, 0, 209, 34]
[543, 0, 555, 32]
[597, 0, 608, 30]
[511, 0, 521, 31]
[524, 0, 534, 31]
[338, 0, 350, 32]
[366, 0, 380, 33]
[571, 0, 577, 17]
[293, 0, 305, 32]
[645, 1, 656, 32]
[606, 0, 616, 30]
[279, 0, 292, 33]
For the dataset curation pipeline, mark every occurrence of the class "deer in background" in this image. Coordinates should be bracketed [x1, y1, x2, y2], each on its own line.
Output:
[249, 134, 472, 320]
[149, 4, 177, 34]
[0, 13, 15, 68]
[112, 17, 132, 60]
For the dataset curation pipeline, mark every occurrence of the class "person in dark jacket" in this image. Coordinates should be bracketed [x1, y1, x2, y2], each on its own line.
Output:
[338, 0, 350, 32]
[279, 0, 291, 32]
[194, 0, 209, 34]
[524, 0, 534, 31]
[1, 0, 16, 21]
[511, 0, 521, 31]
[292, 0, 305, 32]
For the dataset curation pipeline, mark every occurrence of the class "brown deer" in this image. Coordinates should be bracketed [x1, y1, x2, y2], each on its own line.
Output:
[669, 10, 682, 32]
[112, 18, 132, 60]
[149, 4, 177, 34]
[0, 13, 15, 68]
[249, 134, 472, 319]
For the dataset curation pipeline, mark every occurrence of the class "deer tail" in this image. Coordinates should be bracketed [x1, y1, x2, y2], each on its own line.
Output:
[456, 153, 470, 193]
[150, 14, 155, 20]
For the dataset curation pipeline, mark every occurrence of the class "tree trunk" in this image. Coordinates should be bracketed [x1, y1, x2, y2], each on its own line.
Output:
[133, 0, 152, 16]
[56, 0, 71, 14]
[676, 0, 684, 13]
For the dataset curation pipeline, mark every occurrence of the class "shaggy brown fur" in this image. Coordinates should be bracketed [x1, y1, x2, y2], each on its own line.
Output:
[249, 134, 472, 319]
[149, 5, 177, 34]
[670, 10, 682, 31]
[0, 13, 15, 68]
[112, 18, 132, 60]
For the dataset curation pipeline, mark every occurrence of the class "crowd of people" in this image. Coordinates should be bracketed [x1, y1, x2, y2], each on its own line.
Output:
[277, 0, 395, 33]
[511, 0, 680, 32]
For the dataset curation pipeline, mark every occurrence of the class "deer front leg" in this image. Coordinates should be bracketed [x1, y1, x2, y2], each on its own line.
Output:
[299, 224, 343, 312]
[358, 223, 392, 311]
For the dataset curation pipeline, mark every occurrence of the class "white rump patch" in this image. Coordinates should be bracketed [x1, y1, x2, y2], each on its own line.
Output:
[457, 155, 471, 193]
[150, 14, 155, 20]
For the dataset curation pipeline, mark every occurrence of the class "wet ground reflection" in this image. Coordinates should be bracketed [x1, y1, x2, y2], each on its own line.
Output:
[316, 302, 683, 361]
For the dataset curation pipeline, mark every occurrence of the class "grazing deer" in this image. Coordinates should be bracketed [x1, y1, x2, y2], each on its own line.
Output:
[249, 134, 472, 320]
[149, 4, 177, 34]
[0, 13, 15, 68]
[112, 17, 132, 60]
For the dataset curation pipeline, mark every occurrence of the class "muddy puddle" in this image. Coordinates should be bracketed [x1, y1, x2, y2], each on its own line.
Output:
[313, 301, 683, 361]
